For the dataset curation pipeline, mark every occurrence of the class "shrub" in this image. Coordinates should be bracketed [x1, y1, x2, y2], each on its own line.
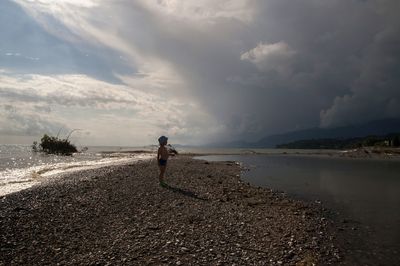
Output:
[33, 134, 77, 155]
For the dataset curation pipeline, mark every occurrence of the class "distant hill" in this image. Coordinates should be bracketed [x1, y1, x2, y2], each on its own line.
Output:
[277, 133, 400, 149]
[207, 118, 400, 148]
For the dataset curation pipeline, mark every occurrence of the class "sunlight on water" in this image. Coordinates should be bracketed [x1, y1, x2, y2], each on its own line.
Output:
[0, 145, 154, 196]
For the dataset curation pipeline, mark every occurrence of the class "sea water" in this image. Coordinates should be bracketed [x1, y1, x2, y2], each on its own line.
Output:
[0, 144, 154, 196]
[196, 154, 400, 264]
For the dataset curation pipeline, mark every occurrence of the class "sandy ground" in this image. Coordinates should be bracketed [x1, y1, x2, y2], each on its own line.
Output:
[0, 156, 343, 265]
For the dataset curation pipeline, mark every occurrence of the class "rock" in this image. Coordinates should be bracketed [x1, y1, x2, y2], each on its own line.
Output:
[0, 156, 345, 266]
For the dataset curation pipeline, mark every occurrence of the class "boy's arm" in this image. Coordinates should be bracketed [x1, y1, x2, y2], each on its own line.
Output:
[157, 148, 161, 162]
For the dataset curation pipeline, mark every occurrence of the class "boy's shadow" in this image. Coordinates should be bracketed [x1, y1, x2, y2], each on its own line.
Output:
[164, 184, 207, 201]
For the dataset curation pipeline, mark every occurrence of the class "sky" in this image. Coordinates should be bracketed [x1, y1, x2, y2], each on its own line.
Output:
[1, 0, 400, 146]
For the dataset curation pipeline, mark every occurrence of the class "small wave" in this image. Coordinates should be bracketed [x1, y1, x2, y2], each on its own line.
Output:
[6, 179, 34, 184]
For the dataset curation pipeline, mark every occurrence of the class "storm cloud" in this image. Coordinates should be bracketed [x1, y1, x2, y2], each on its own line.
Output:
[1, 0, 400, 145]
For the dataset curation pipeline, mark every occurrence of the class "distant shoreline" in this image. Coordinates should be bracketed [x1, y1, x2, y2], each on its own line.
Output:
[181, 147, 400, 162]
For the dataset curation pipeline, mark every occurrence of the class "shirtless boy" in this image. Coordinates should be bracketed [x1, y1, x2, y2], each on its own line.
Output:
[157, 136, 169, 187]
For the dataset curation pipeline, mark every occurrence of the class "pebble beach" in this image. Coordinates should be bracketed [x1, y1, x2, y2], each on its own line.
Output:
[1, 155, 345, 265]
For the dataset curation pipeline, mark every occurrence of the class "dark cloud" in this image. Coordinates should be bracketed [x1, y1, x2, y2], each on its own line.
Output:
[320, 20, 400, 126]
[119, 0, 400, 141]
[3, 0, 400, 145]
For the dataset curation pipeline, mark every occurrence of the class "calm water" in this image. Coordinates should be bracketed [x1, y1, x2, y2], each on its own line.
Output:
[196, 154, 400, 263]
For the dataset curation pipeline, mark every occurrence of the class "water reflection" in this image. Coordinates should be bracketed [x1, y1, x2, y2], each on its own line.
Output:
[196, 154, 400, 255]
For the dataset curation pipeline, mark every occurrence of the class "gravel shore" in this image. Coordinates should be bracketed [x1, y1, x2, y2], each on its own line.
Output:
[1, 155, 341, 265]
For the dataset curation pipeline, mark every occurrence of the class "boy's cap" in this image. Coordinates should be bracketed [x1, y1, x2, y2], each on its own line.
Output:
[158, 136, 168, 144]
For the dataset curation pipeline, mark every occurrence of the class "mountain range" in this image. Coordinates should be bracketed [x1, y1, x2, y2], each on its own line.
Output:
[207, 118, 400, 148]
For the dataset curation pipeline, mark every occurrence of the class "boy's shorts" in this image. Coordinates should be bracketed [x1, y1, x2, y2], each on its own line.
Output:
[159, 159, 167, 166]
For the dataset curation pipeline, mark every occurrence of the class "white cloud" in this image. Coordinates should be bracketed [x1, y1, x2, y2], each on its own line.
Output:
[0, 71, 219, 145]
[0, 103, 65, 137]
[241, 41, 296, 75]
[18, 0, 99, 8]
[139, 0, 255, 24]
[4, 0, 228, 145]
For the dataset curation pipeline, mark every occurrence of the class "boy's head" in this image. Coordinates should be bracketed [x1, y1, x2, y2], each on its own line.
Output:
[158, 136, 168, 146]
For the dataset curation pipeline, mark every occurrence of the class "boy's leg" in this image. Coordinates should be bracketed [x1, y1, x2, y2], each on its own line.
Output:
[159, 165, 166, 184]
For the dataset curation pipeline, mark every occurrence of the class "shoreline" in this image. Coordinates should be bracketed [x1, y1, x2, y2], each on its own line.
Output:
[2, 147, 398, 198]
[1, 155, 342, 265]
[0, 153, 155, 197]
